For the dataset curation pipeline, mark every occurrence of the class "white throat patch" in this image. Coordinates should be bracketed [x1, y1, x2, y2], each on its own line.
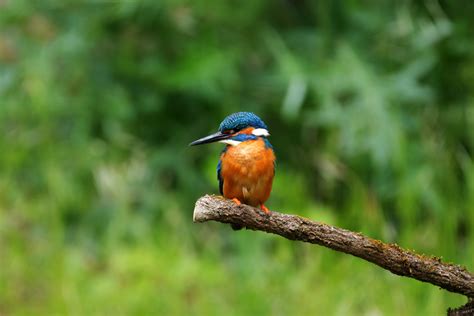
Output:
[252, 128, 270, 137]
[219, 139, 242, 146]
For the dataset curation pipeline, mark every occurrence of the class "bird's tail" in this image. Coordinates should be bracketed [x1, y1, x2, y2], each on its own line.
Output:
[231, 224, 243, 230]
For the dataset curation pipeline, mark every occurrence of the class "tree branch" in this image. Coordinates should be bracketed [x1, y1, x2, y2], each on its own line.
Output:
[193, 195, 474, 301]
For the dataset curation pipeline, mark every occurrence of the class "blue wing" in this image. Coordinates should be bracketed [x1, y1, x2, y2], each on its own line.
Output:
[217, 158, 224, 195]
[217, 147, 228, 195]
[264, 139, 276, 175]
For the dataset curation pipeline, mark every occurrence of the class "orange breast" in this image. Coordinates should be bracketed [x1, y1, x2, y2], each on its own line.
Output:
[220, 138, 275, 206]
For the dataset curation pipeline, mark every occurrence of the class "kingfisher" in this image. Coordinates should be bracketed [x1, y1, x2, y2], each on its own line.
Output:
[190, 112, 275, 225]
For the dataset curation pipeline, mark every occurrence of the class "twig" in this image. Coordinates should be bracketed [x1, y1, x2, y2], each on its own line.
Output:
[193, 195, 474, 302]
[448, 299, 474, 316]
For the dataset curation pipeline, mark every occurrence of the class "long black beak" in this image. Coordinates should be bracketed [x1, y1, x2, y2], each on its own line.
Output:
[189, 131, 231, 146]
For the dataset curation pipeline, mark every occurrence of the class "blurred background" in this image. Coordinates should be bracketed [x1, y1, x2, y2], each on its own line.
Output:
[0, 1, 473, 315]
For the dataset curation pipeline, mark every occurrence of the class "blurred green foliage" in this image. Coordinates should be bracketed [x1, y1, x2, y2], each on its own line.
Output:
[1, 1, 473, 315]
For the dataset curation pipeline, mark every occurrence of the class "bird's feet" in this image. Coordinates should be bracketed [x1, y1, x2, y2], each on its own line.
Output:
[230, 198, 243, 230]
[232, 198, 242, 206]
[259, 204, 270, 214]
[231, 198, 269, 214]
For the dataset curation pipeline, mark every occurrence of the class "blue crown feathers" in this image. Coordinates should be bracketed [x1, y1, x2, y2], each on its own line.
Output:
[218, 112, 268, 132]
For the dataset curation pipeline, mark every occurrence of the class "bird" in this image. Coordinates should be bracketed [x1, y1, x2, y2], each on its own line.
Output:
[190, 112, 275, 229]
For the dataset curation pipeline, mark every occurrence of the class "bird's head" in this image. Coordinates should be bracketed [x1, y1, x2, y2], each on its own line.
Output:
[190, 112, 270, 146]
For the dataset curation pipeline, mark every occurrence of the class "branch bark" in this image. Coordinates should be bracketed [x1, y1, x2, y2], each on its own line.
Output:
[448, 299, 474, 316]
[193, 195, 474, 311]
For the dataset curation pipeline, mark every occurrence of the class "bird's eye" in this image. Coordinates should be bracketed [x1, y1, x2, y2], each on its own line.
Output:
[224, 129, 236, 134]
